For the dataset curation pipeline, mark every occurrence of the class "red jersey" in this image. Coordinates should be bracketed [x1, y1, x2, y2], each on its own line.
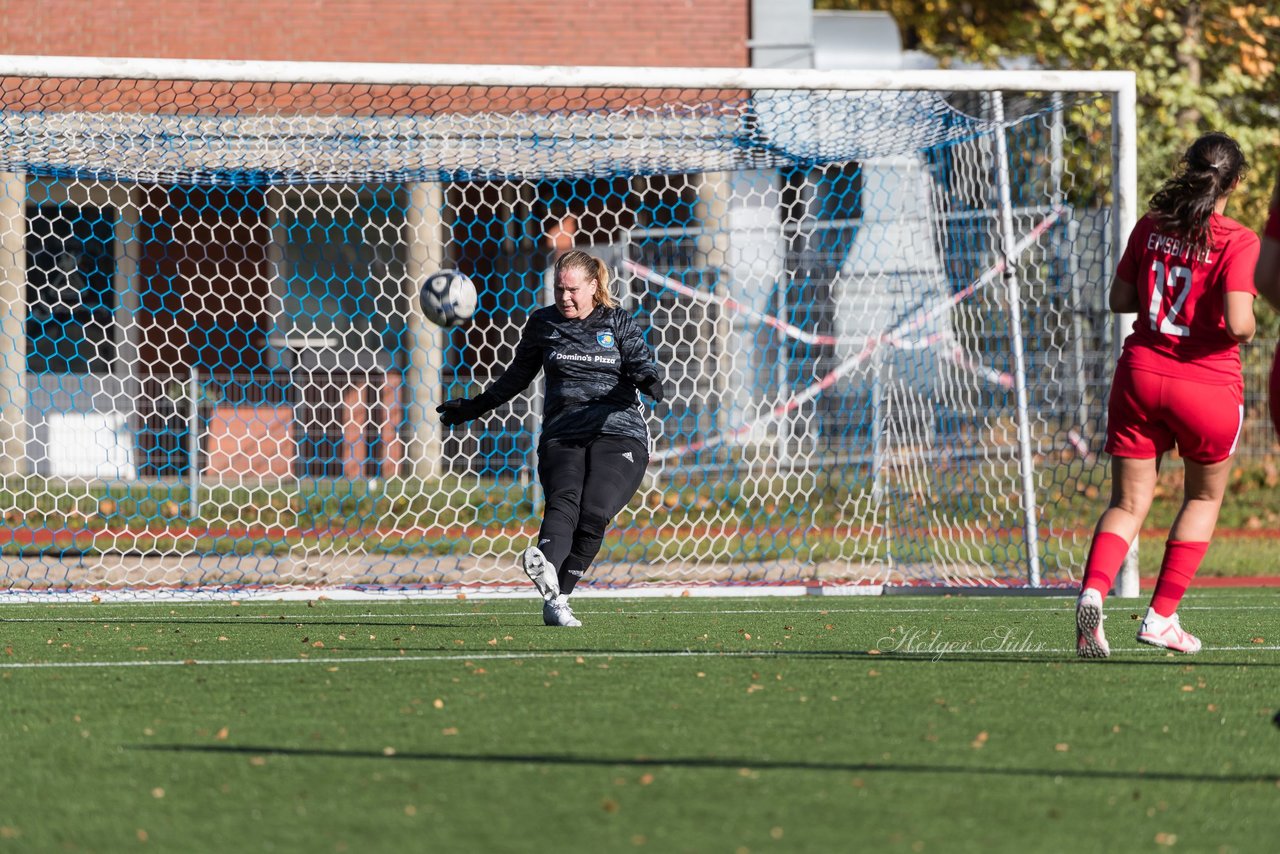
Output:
[1116, 212, 1259, 383]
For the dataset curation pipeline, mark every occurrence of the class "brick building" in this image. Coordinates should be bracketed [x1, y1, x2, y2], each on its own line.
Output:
[0, 1, 750, 67]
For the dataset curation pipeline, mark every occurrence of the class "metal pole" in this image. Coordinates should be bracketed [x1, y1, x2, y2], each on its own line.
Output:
[870, 351, 885, 506]
[1049, 94, 1091, 436]
[1111, 78, 1141, 599]
[776, 274, 789, 466]
[992, 92, 1043, 587]
[870, 349, 892, 569]
[188, 368, 200, 518]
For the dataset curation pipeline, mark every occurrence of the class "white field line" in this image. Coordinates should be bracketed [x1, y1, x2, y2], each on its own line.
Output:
[5, 644, 1279, 670]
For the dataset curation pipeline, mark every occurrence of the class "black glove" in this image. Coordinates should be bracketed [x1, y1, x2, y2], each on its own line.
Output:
[637, 374, 665, 404]
[436, 397, 488, 427]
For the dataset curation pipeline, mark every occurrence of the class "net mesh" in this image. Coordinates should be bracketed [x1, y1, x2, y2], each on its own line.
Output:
[0, 68, 1120, 593]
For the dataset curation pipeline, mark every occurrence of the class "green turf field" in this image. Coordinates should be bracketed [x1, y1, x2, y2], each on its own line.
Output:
[2, 591, 1278, 853]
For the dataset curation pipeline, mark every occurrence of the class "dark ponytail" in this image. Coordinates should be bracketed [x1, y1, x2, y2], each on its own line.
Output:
[1148, 131, 1247, 249]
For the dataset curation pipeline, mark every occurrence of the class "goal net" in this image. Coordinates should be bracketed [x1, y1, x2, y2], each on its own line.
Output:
[0, 57, 1136, 595]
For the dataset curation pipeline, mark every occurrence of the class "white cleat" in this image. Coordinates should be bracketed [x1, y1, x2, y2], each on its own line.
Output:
[1136, 608, 1201, 654]
[1075, 588, 1110, 659]
[543, 594, 582, 627]
[522, 546, 560, 601]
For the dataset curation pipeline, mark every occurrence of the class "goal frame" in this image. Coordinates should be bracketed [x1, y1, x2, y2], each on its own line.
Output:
[0, 54, 1140, 598]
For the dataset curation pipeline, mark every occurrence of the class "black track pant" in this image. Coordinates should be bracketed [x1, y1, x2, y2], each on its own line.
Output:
[536, 435, 649, 594]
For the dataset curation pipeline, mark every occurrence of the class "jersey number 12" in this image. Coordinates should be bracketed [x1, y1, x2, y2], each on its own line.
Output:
[1148, 261, 1192, 337]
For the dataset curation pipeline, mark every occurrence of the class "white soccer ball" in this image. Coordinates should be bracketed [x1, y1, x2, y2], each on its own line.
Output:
[419, 269, 478, 328]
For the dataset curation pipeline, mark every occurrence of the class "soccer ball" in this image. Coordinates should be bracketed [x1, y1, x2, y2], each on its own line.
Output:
[419, 269, 478, 328]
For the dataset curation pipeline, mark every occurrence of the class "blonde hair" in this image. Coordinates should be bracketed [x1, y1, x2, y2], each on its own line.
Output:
[554, 249, 615, 309]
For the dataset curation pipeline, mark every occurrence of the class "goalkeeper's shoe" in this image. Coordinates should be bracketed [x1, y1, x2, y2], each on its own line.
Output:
[522, 546, 560, 601]
[543, 594, 582, 628]
[1075, 588, 1110, 659]
[1136, 608, 1201, 654]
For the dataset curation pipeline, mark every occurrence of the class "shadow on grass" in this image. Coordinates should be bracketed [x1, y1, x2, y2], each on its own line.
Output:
[343, 647, 1280, 667]
[127, 743, 1279, 785]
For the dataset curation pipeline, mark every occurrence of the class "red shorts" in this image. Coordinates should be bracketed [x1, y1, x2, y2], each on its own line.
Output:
[1105, 366, 1243, 463]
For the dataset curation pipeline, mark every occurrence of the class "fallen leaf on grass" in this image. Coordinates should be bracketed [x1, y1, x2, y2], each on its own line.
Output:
[971, 731, 989, 749]
[215, 727, 229, 740]
[1055, 743, 1069, 752]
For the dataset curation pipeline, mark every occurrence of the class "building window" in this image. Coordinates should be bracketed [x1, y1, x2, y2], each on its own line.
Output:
[25, 203, 118, 374]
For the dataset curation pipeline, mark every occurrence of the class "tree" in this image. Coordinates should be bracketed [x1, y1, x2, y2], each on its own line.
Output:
[828, 1, 1280, 230]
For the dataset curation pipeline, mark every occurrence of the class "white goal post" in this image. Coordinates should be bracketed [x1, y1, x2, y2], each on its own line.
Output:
[0, 55, 1137, 597]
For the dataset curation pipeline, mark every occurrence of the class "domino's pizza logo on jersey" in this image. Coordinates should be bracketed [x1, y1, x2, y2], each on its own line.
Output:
[597, 331, 615, 348]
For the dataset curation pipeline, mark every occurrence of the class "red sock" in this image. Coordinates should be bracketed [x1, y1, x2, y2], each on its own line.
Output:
[1150, 540, 1209, 617]
[1081, 531, 1131, 598]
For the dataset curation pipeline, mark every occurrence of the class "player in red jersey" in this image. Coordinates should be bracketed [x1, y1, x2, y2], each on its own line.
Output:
[1255, 172, 1280, 436]
[1076, 132, 1259, 658]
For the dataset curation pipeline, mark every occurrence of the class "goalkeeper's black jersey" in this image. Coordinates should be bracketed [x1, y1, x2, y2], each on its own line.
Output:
[477, 305, 659, 446]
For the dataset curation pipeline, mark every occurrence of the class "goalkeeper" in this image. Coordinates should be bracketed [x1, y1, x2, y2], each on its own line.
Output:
[437, 250, 663, 627]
